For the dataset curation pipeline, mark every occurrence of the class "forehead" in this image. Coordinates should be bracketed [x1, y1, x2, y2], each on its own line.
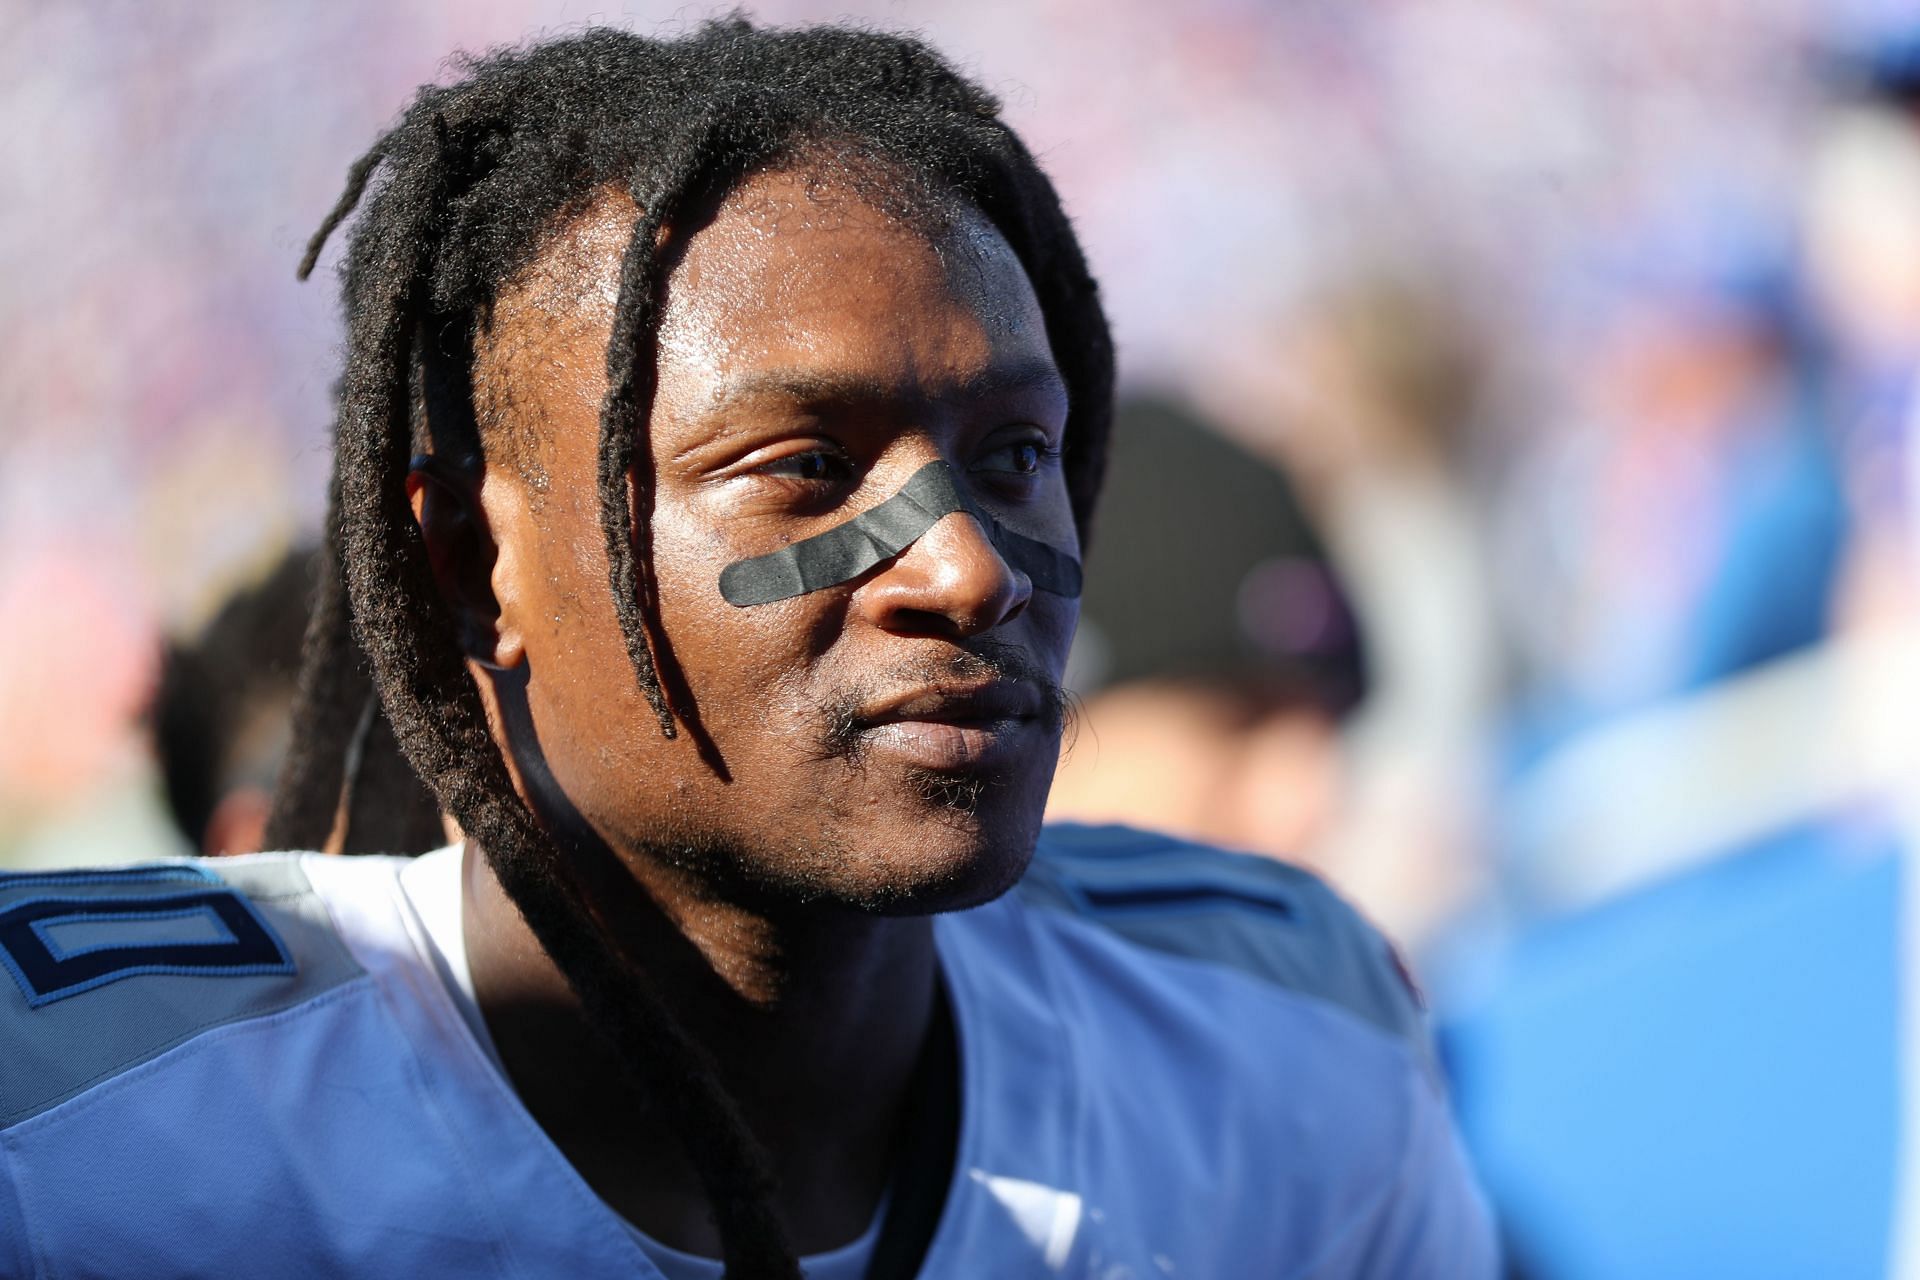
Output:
[658, 169, 1032, 355]
[479, 165, 1058, 456]
[661, 169, 1056, 426]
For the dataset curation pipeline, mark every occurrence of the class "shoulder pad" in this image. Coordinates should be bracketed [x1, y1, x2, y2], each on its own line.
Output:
[0, 856, 362, 1129]
[1021, 824, 1432, 1068]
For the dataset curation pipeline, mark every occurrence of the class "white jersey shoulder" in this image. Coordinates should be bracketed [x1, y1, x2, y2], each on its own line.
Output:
[0, 855, 362, 1130]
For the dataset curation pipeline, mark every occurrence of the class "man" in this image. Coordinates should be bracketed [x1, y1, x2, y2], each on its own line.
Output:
[0, 23, 1494, 1277]
[1046, 397, 1368, 862]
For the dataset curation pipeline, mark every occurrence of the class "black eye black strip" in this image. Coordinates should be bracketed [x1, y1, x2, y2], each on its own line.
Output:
[718, 459, 1083, 607]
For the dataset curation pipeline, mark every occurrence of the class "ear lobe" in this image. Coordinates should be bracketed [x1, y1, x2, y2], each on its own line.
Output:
[407, 455, 523, 669]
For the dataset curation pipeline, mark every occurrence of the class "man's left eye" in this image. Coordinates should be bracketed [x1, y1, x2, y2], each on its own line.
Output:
[977, 441, 1045, 476]
[757, 450, 854, 483]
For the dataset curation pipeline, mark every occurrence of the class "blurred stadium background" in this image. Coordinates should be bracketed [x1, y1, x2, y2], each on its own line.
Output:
[9, 0, 1920, 1275]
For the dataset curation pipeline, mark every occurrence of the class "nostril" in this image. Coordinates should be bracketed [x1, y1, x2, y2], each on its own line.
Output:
[887, 606, 968, 640]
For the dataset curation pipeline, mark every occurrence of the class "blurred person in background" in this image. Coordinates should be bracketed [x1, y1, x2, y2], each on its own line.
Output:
[1048, 397, 1370, 867]
[1805, 39, 1920, 1280]
[1807, 37, 1920, 635]
[1433, 38, 1920, 1280]
[1195, 269, 1503, 949]
[1495, 256, 1847, 762]
[150, 545, 314, 856]
[149, 543, 447, 858]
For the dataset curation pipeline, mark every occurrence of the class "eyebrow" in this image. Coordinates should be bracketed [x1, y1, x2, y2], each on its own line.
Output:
[708, 359, 1069, 416]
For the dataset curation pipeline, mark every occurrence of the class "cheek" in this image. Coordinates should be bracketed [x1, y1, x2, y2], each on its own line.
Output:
[649, 508, 752, 662]
[645, 510, 835, 731]
[519, 545, 654, 745]
[1016, 589, 1079, 684]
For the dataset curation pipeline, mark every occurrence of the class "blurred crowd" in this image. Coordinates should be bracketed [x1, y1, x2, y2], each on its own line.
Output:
[9, 0, 1920, 1275]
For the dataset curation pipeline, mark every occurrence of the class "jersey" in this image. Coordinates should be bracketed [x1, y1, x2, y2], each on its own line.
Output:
[0, 823, 1496, 1278]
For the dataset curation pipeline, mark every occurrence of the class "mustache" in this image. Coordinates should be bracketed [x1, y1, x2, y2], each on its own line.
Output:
[814, 639, 1071, 764]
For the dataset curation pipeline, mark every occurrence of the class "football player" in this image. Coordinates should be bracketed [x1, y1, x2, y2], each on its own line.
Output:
[0, 22, 1495, 1278]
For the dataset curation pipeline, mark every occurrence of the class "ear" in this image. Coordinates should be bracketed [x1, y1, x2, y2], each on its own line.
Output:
[407, 454, 525, 669]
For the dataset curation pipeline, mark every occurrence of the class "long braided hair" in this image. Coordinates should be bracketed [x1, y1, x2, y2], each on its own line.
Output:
[265, 21, 1113, 1276]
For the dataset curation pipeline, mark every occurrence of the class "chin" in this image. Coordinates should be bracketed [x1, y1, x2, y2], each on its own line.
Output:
[689, 734, 1060, 915]
[818, 778, 1048, 917]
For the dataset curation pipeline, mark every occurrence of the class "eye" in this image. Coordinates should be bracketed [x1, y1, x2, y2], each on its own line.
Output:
[976, 439, 1054, 476]
[755, 448, 856, 484]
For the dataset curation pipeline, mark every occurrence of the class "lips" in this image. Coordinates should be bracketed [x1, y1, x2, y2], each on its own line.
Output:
[858, 680, 1043, 729]
[852, 680, 1046, 770]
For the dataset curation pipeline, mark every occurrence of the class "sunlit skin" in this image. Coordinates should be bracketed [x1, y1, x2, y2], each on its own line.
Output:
[409, 167, 1077, 1254]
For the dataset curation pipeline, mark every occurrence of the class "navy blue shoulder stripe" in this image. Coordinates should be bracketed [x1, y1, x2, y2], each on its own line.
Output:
[0, 889, 294, 1009]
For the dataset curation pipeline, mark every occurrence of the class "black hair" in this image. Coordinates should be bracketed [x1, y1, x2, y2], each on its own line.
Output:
[265, 20, 1113, 1277]
[153, 548, 314, 852]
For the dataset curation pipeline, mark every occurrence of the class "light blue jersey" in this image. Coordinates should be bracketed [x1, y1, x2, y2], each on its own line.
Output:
[0, 825, 1494, 1278]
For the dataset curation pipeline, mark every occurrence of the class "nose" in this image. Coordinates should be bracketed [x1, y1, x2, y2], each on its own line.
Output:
[858, 508, 1031, 638]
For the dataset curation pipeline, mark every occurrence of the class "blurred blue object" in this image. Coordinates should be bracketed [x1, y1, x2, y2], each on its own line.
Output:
[1440, 813, 1901, 1279]
[1679, 392, 1850, 691]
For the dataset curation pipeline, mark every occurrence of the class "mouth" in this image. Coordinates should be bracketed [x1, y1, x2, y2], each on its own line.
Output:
[846, 680, 1050, 771]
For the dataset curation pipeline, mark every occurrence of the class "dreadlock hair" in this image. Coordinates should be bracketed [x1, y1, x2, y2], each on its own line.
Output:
[265, 20, 1113, 1277]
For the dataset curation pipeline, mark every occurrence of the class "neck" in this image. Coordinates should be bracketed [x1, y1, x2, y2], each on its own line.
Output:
[460, 838, 943, 1257]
